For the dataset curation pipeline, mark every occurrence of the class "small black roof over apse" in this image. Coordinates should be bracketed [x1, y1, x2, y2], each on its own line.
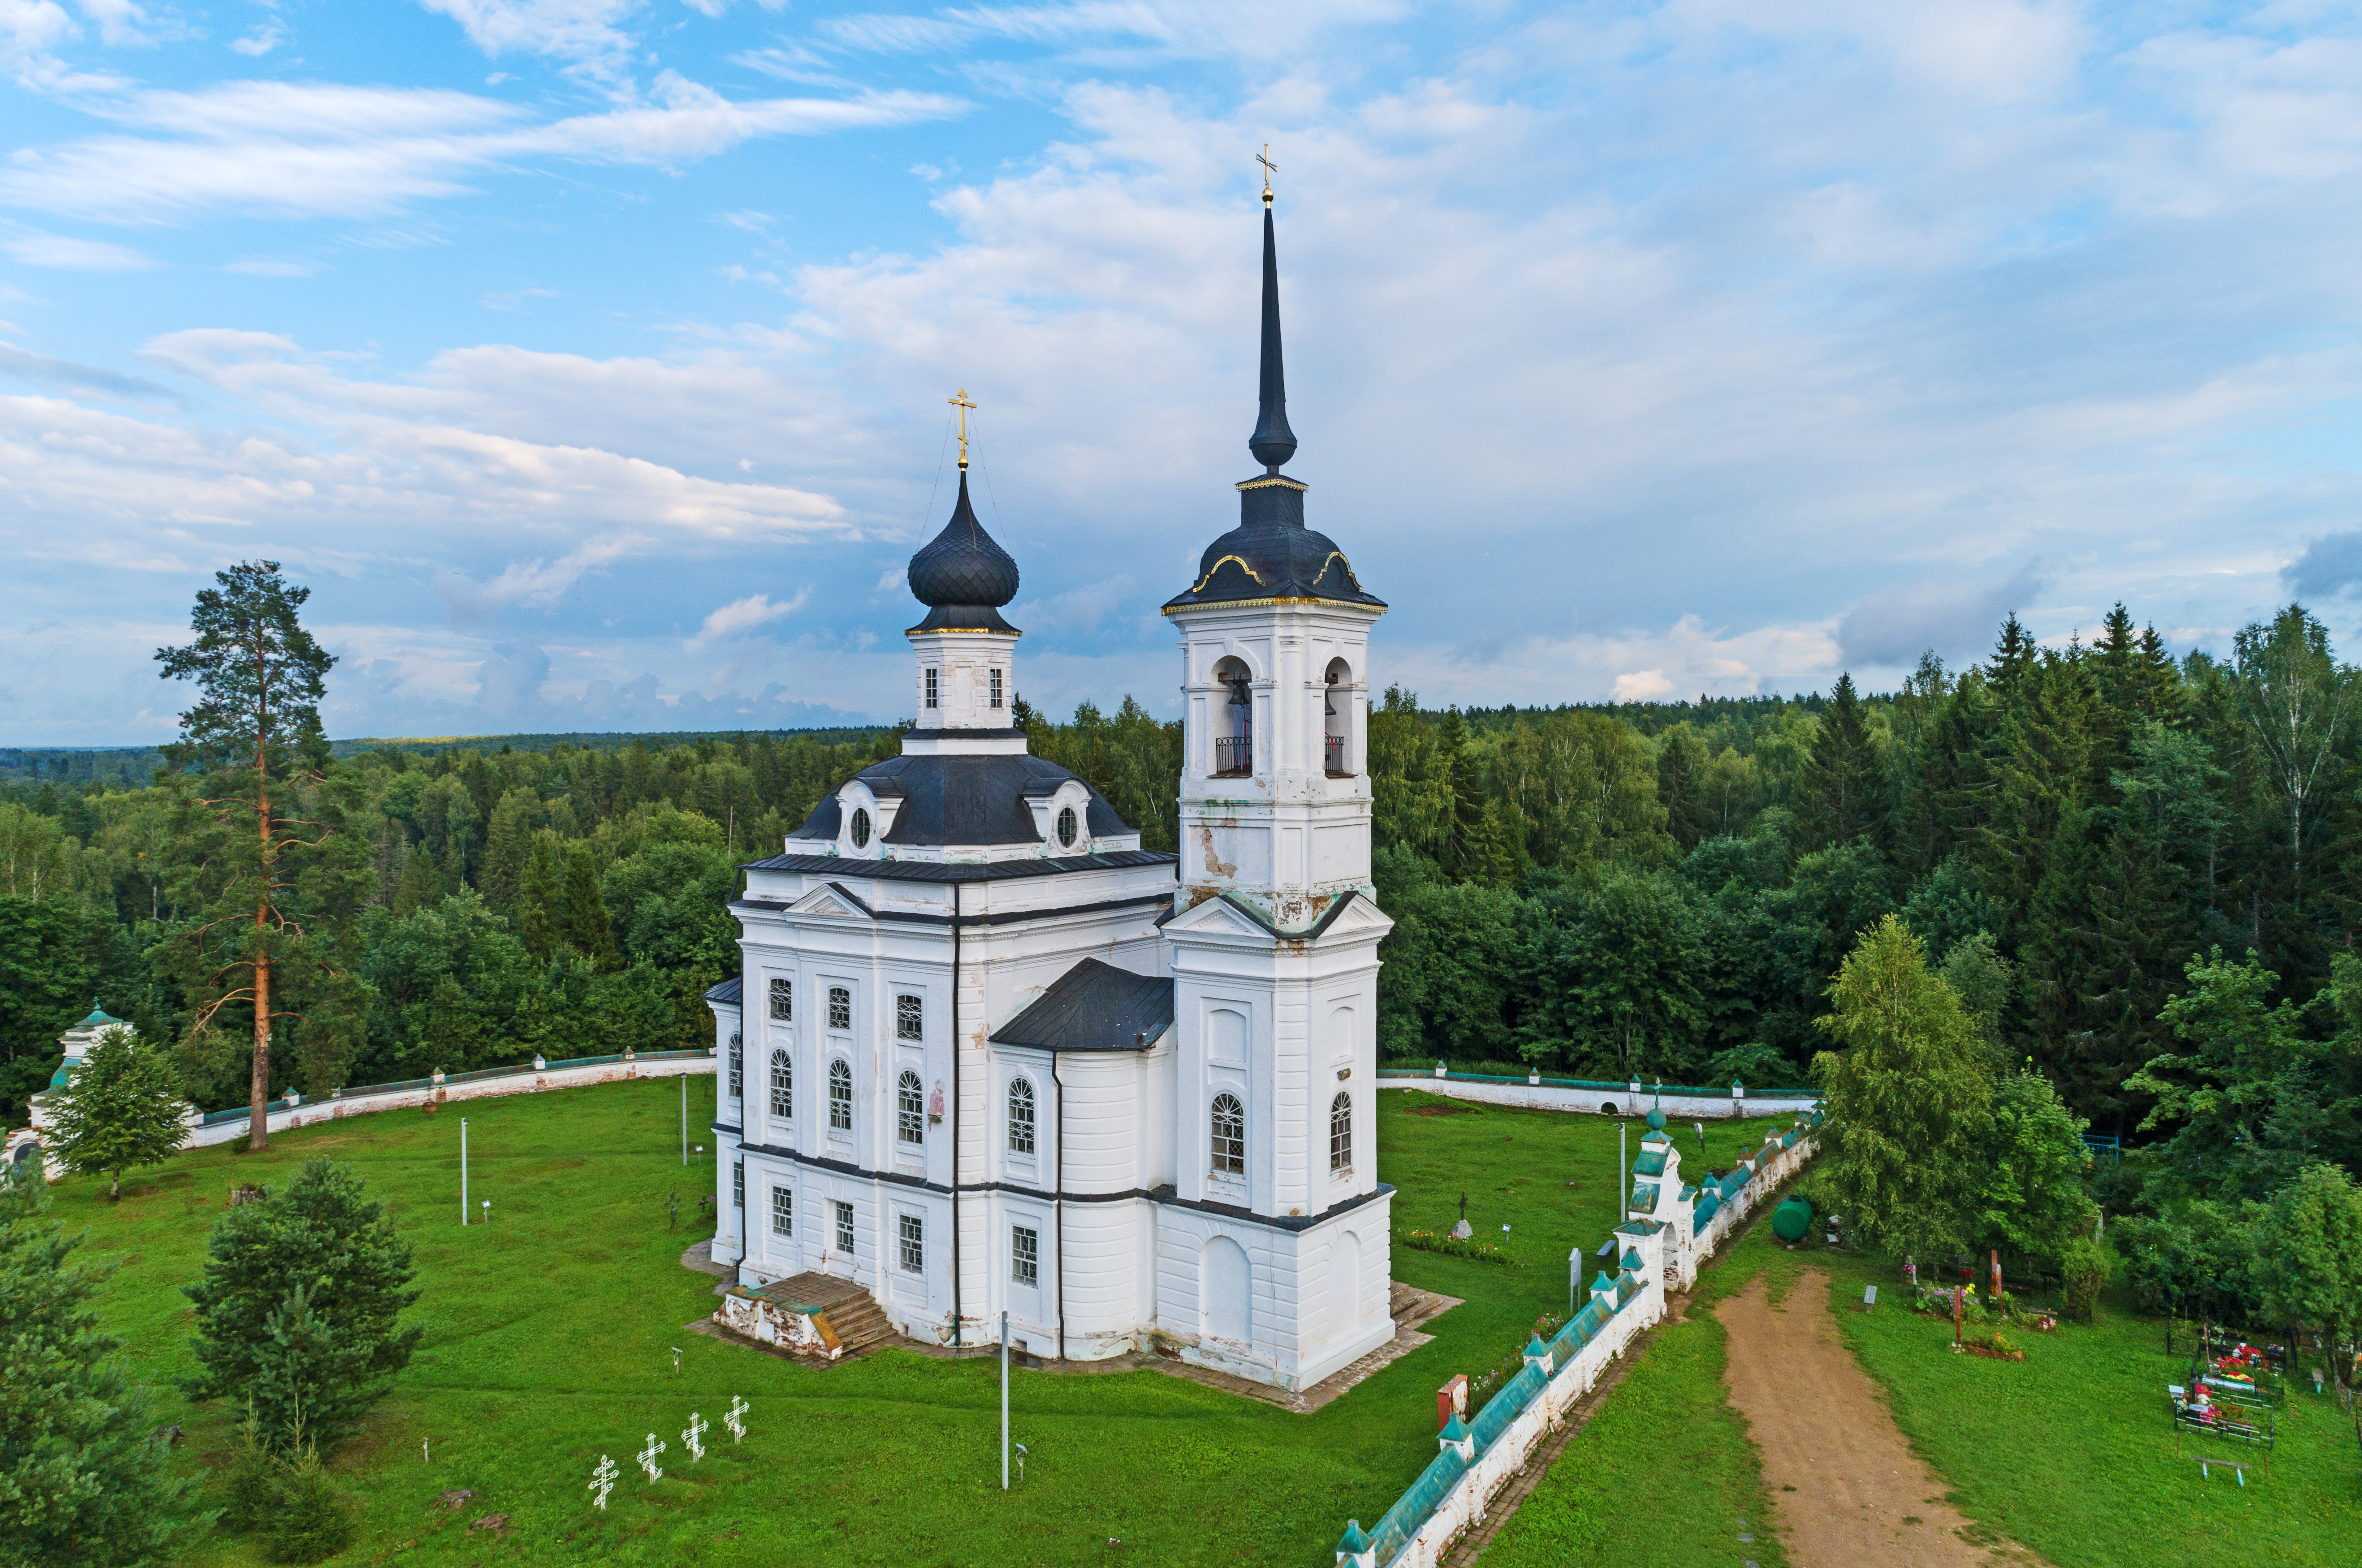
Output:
[990, 957, 1177, 1051]
[907, 471, 1022, 633]
[1164, 183, 1384, 615]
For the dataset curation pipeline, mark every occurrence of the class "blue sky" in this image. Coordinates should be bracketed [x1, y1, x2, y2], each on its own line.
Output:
[5, 1, 2362, 744]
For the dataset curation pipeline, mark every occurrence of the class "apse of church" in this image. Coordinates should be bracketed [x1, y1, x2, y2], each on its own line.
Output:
[703, 167, 1397, 1393]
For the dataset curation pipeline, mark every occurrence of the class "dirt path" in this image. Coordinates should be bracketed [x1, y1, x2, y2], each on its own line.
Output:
[1716, 1270, 2048, 1568]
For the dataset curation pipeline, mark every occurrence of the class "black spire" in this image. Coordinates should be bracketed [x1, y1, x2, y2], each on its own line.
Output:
[906, 470, 1020, 633]
[1247, 189, 1296, 472]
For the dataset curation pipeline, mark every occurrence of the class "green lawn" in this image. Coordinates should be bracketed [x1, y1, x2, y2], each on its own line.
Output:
[1487, 1206, 2362, 1568]
[51, 1078, 1802, 1566]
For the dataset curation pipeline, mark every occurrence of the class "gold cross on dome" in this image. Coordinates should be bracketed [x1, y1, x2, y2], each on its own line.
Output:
[948, 387, 976, 469]
[1257, 144, 1277, 203]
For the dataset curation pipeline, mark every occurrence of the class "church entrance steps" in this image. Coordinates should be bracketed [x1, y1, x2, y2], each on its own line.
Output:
[706, 1271, 900, 1364]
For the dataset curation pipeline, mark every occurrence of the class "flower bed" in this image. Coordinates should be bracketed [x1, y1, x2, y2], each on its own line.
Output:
[1399, 1228, 1521, 1266]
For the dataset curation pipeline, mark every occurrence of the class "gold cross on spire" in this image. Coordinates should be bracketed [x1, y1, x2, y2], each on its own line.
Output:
[1257, 143, 1277, 206]
[948, 387, 976, 470]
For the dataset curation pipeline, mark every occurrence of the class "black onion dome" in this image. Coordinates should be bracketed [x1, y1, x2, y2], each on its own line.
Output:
[907, 471, 1021, 633]
[1164, 478, 1386, 611]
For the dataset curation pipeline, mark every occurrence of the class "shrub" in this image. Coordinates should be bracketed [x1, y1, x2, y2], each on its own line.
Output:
[2060, 1234, 2109, 1323]
[265, 1448, 357, 1564]
[220, 1406, 287, 1533]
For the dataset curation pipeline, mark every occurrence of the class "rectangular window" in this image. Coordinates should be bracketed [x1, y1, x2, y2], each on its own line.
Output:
[771, 1186, 793, 1236]
[895, 993, 923, 1041]
[768, 977, 792, 1021]
[898, 1212, 924, 1274]
[727, 1033, 741, 1099]
[834, 1200, 855, 1253]
[924, 668, 939, 708]
[828, 986, 851, 1031]
[1012, 1224, 1038, 1287]
[990, 668, 1004, 708]
[732, 1160, 743, 1209]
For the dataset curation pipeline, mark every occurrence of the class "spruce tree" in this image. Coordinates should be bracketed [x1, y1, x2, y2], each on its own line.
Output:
[183, 1158, 422, 1450]
[561, 843, 620, 969]
[0, 1163, 203, 1567]
[518, 831, 564, 964]
[45, 1025, 189, 1201]
[1796, 673, 1885, 850]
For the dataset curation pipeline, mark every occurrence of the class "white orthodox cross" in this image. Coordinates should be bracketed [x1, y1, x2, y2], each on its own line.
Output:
[724, 1396, 748, 1443]
[589, 1454, 618, 1510]
[682, 1411, 708, 1463]
[637, 1433, 665, 1482]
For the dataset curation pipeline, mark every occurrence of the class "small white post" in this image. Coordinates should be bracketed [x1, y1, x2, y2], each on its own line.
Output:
[1000, 1310, 1010, 1491]
[461, 1118, 468, 1225]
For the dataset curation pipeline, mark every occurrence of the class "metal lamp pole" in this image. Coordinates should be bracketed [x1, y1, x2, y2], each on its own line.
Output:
[681, 1073, 688, 1166]
[460, 1118, 469, 1225]
[1000, 1311, 1010, 1491]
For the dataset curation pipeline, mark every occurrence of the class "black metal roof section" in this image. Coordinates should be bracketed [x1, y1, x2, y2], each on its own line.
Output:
[739, 849, 1176, 885]
[704, 975, 743, 1005]
[787, 753, 1133, 848]
[991, 958, 1175, 1052]
[1248, 199, 1296, 472]
[1163, 196, 1384, 614]
[907, 471, 1021, 634]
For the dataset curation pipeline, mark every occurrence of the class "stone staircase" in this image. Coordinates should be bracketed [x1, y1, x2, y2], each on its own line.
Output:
[761, 1272, 898, 1358]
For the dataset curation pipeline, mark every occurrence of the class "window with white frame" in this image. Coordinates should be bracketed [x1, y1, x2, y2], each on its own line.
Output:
[924, 668, 939, 708]
[1210, 1093, 1245, 1177]
[834, 1200, 855, 1253]
[896, 993, 923, 1041]
[1007, 1077, 1036, 1157]
[1330, 1090, 1353, 1174]
[727, 1032, 741, 1099]
[828, 986, 851, 1031]
[771, 1186, 793, 1236]
[768, 977, 792, 1021]
[1012, 1224, 1038, 1286]
[896, 1070, 925, 1146]
[732, 1160, 743, 1208]
[990, 668, 1004, 708]
[898, 1212, 924, 1273]
[769, 1049, 792, 1120]
[828, 1059, 852, 1132]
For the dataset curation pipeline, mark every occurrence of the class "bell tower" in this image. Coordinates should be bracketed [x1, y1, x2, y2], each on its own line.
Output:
[1163, 170, 1386, 931]
[1159, 161, 1393, 1257]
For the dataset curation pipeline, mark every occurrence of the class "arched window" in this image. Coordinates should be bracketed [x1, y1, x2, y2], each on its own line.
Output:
[1209, 1092, 1245, 1176]
[851, 808, 872, 849]
[727, 1032, 742, 1099]
[769, 1049, 792, 1120]
[1055, 806, 1078, 849]
[897, 1070, 925, 1145]
[1330, 1091, 1353, 1174]
[1008, 1077, 1036, 1157]
[828, 1059, 852, 1132]
[1323, 656, 1353, 776]
[1213, 658, 1252, 777]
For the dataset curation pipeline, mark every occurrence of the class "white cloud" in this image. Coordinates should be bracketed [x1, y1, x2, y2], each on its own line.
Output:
[417, 0, 642, 86]
[75, 0, 151, 47]
[0, 225, 152, 268]
[0, 78, 965, 224]
[227, 20, 286, 56]
[689, 588, 810, 646]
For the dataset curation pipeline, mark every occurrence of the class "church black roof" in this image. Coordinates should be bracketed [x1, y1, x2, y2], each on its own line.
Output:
[789, 752, 1131, 848]
[990, 958, 1175, 1052]
[1164, 191, 1382, 614]
[907, 471, 1021, 633]
[704, 975, 743, 1006]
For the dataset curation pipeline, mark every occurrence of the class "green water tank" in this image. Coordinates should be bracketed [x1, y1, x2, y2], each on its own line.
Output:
[1771, 1196, 1814, 1243]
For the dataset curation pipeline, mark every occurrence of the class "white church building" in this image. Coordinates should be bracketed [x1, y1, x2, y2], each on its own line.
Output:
[704, 184, 1398, 1392]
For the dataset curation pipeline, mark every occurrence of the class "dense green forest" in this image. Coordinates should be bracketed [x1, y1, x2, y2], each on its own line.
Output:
[7, 598, 2360, 1219]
